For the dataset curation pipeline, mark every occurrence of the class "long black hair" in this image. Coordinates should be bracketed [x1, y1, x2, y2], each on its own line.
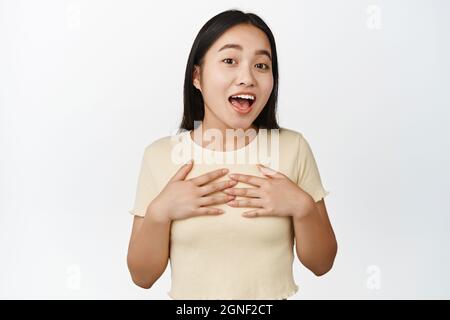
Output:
[179, 9, 280, 131]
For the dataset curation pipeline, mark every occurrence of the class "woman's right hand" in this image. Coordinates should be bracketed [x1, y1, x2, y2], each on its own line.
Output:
[146, 160, 237, 223]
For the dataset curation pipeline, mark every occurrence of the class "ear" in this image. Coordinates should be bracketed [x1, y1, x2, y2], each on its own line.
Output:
[192, 65, 202, 92]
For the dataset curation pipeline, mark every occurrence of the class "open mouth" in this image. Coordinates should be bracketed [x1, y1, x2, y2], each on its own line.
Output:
[228, 95, 256, 114]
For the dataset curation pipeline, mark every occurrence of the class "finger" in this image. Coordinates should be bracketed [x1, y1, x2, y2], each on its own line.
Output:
[222, 187, 260, 198]
[228, 173, 267, 186]
[198, 179, 237, 196]
[193, 207, 225, 216]
[226, 198, 263, 208]
[190, 168, 229, 186]
[242, 209, 268, 218]
[257, 164, 284, 178]
[170, 159, 194, 182]
[198, 194, 235, 207]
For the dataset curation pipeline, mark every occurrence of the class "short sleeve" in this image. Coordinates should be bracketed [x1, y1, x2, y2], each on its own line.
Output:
[128, 146, 160, 217]
[296, 134, 330, 202]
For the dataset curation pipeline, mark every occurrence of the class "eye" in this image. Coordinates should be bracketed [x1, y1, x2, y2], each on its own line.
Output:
[256, 63, 270, 70]
[222, 58, 236, 65]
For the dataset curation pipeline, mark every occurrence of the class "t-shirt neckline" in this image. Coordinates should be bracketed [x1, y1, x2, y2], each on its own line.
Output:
[184, 128, 260, 155]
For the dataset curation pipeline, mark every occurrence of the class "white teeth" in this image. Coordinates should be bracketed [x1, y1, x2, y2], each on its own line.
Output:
[231, 94, 255, 101]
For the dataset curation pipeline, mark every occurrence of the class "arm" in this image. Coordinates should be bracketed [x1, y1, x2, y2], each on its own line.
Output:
[223, 165, 337, 276]
[127, 204, 171, 289]
[127, 162, 234, 289]
[292, 197, 337, 276]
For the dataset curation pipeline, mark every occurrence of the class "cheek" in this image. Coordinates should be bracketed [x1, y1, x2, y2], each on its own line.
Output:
[262, 76, 274, 97]
[202, 69, 229, 100]
[257, 76, 274, 106]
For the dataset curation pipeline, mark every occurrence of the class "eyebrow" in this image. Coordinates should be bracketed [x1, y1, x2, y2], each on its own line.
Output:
[218, 43, 272, 61]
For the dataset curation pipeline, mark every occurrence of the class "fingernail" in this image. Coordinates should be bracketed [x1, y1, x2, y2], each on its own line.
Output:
[222, 168, 229, 174]
[228, 174, 236, 179]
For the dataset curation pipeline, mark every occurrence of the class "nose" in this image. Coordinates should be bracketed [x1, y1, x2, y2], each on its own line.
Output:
[236, 63, 256, 87]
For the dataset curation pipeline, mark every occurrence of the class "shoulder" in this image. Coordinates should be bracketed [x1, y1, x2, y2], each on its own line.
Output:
[145, 130, 186, 152]
[277, 127, 304, 142]
[144, 135, 170, 154]
[275, 127, 318, 162]
[142, 130, 188, 164]
[274, 127, 306, 151]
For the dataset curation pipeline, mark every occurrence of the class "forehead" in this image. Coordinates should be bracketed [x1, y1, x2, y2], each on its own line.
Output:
[210, 24, 271, 54]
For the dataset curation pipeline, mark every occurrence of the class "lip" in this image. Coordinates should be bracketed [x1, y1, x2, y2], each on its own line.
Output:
[229, 91, 257, 98]
[228, 92, 257, 105]
[228, 92, 256, 115]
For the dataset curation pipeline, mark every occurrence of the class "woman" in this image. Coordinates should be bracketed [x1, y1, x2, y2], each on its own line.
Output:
[127, 9, 337, 300]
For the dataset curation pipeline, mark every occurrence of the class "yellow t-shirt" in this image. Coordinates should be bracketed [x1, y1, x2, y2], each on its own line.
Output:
[129, 127, 330, 299]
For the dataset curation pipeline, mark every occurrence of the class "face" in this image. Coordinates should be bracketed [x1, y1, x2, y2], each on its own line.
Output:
[193, 23, 274, 132]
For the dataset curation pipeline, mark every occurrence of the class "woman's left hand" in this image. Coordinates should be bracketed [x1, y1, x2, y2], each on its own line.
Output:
[224, 164, 315, 219]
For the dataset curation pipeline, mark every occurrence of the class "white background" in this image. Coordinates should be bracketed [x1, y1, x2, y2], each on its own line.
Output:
[1, 0, 449, 299]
